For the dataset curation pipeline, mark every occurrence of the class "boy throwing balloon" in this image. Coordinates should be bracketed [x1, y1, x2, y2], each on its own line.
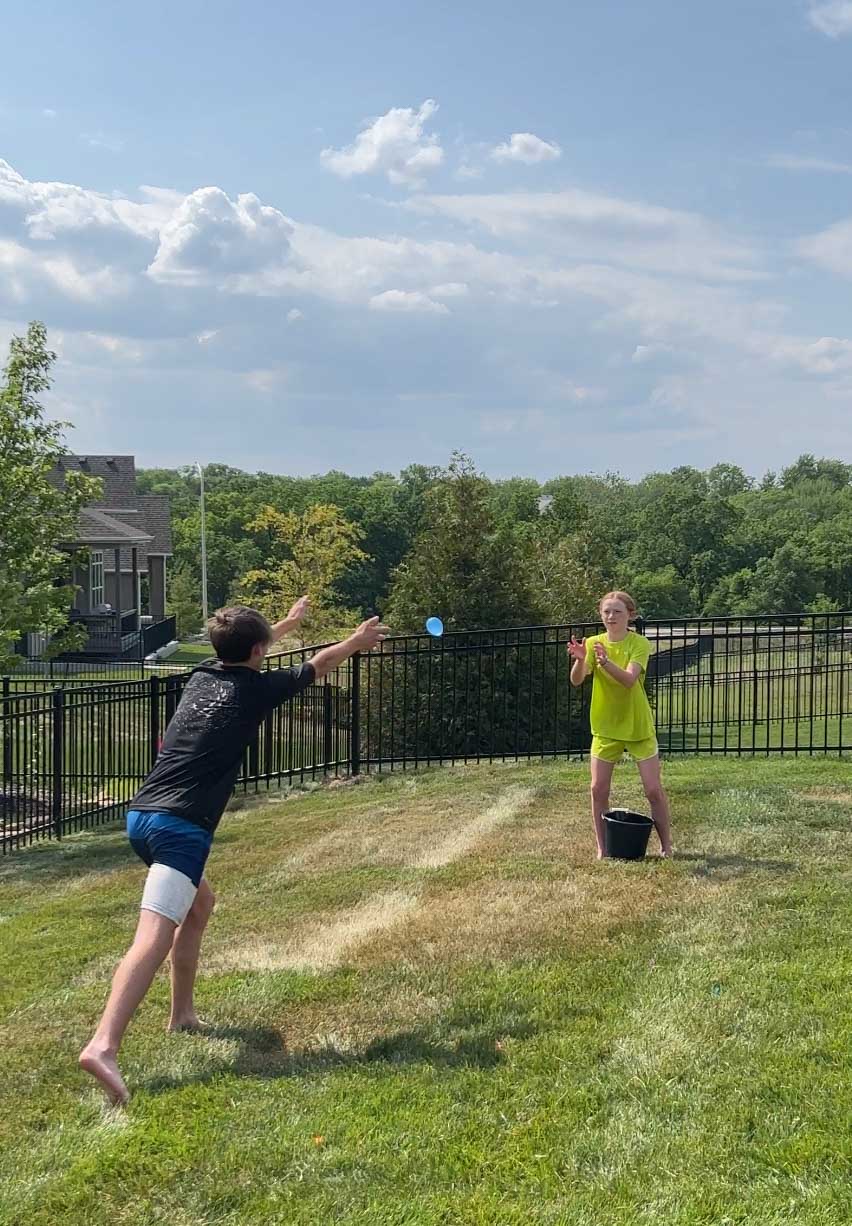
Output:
[80, 599, 388, 1105]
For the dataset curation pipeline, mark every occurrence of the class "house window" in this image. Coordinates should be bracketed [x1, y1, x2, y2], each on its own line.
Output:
[90, 550, 104, 608]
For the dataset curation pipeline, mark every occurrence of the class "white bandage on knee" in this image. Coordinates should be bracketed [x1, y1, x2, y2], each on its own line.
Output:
[141, 863, 197, 926]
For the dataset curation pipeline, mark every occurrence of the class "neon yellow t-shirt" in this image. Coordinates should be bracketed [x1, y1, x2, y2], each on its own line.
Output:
[584, 631, 655, 741]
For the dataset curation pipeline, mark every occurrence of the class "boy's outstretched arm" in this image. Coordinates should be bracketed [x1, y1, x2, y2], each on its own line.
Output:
[270, 595, 310, 643]
[310, 617, 390, 679]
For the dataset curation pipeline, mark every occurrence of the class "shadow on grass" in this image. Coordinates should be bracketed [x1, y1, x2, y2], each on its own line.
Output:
[0, 831, 132, 886]
[143, 1019, 538, 1095]
[676, 851, 797, 880]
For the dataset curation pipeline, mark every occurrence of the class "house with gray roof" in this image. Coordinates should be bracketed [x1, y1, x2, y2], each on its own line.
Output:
[32, 455, 176, 659]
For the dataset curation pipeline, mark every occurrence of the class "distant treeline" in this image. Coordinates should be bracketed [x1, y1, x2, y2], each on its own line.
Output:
[136, 453, 852, 637]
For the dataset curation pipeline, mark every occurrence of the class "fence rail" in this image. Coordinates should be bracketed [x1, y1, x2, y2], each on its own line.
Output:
[2, 612, 849, 854]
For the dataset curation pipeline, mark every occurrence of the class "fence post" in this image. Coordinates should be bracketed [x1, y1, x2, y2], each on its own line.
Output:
[52, 687, 65, 840]
[149, 675, 160, 768]
[350, 653, 361, 776]
[323, 680, 334, 772]
[2, 676, 10, 791]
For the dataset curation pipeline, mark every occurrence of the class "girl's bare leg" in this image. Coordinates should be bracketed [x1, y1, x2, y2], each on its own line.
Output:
[637, 755, 673, 856]
[590, 756, 617, 859]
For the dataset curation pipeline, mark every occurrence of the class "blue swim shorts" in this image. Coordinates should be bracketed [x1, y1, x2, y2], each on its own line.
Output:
[126, 809, 212, 888]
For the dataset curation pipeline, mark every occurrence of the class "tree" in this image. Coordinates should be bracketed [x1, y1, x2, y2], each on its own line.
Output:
[781, 454, 851, 491]
[626, 467, 741, 610]
[627, 566, 692, 619]
[703, 543, 820, 616]
[167, 565, 203, 638]
[706, 463, 752, 498]
[0, 322, 101, 670]
[239, 502, 368, 642]
[377, 455, 588, 764]
[515, 519, 603, 625]
[386, 452, 537, 632]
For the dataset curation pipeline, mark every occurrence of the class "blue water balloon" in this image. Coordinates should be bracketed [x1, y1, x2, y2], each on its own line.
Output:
[425, 617, 444, 637]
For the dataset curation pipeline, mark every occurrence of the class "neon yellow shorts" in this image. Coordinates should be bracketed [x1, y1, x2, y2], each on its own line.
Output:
[591, 735, 659, 764]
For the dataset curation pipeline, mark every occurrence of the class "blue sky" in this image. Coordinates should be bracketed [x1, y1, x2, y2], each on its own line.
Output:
[2, 0, 852, 479]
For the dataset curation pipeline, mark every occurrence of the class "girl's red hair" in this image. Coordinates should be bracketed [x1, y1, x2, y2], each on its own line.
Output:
[599, 590, 638, 620]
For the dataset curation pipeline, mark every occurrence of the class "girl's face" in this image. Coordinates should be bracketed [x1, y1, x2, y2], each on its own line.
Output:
[600, 599, 631, 635]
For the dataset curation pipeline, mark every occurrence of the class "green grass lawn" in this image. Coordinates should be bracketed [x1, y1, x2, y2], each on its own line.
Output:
[163, 642, 214, 664]
[1, 757, 851, 1225]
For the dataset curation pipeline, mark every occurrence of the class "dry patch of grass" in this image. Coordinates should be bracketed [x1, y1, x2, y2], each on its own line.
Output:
[412, 784, 536, 868]
[359, 868, 675, 969]
[207, 889, 419, 974]
[799, 787, 852, 805]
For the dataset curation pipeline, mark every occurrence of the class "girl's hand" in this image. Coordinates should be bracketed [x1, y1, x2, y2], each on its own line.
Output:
[593, 642, 609, 666]
[567, 636, 585, 662]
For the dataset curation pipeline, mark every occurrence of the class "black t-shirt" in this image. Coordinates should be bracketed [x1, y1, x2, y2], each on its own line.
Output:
[130, 660, 316, 833]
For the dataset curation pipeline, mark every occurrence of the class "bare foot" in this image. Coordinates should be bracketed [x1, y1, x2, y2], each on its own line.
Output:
[167, 1016, 208, 1033]
[79, 1044, 129, 1106]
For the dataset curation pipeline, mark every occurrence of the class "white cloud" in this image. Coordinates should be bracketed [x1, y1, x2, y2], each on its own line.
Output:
[244, 368, 289, 393]
[632, 343, 675, 363]
[430, 281, 469, 298]
[0, 237, 129, 303]
[320, 100, 444, 187]
[808, 1, 852, 36]
[796, 216, 852, 276]
[491, 133, 562, 165]
[751, 334, 852, 374]
[368, 289, 449, 315]
[81, 331, 143, 360]
[411, 189, 762, 282]
[0, 158, 175, 240]
[43, 108, 57, 120]
[4, 152, 852, 477]
[765, 153, 852, 174]
[147, 187, 294, 286]
[81, 132, 125, 154]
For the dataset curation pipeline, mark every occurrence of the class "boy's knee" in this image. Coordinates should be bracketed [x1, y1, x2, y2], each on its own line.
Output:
[192, 885, 216, 921]
[591, 782, 610, 803]
[644, 784, 665, 806]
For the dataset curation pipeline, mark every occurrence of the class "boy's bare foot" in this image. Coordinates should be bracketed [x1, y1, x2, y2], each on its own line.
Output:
[79, 1044, 129, 1106]
[167, 1015, 208, 1033]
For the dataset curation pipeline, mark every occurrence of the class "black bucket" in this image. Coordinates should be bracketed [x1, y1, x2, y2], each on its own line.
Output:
[603, 809, 654, 860]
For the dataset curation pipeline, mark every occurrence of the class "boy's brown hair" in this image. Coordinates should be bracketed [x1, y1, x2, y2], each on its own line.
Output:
[208, 606, 272, 663]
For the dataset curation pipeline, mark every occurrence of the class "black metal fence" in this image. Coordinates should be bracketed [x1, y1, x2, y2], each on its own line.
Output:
[2, 613, 849, 854]
[142, 615, 178, 656]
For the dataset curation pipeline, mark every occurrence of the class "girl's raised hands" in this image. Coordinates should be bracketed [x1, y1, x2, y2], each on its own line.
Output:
[567, 636, 586, 662]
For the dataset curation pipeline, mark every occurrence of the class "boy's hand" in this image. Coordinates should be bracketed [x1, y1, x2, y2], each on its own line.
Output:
[567, 636, 586, 662]
[286, 595, 310, 625]
[351, 616, 390, 652]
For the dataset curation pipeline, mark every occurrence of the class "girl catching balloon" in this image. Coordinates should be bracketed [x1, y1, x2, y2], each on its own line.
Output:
[568, 590, 673, 859]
